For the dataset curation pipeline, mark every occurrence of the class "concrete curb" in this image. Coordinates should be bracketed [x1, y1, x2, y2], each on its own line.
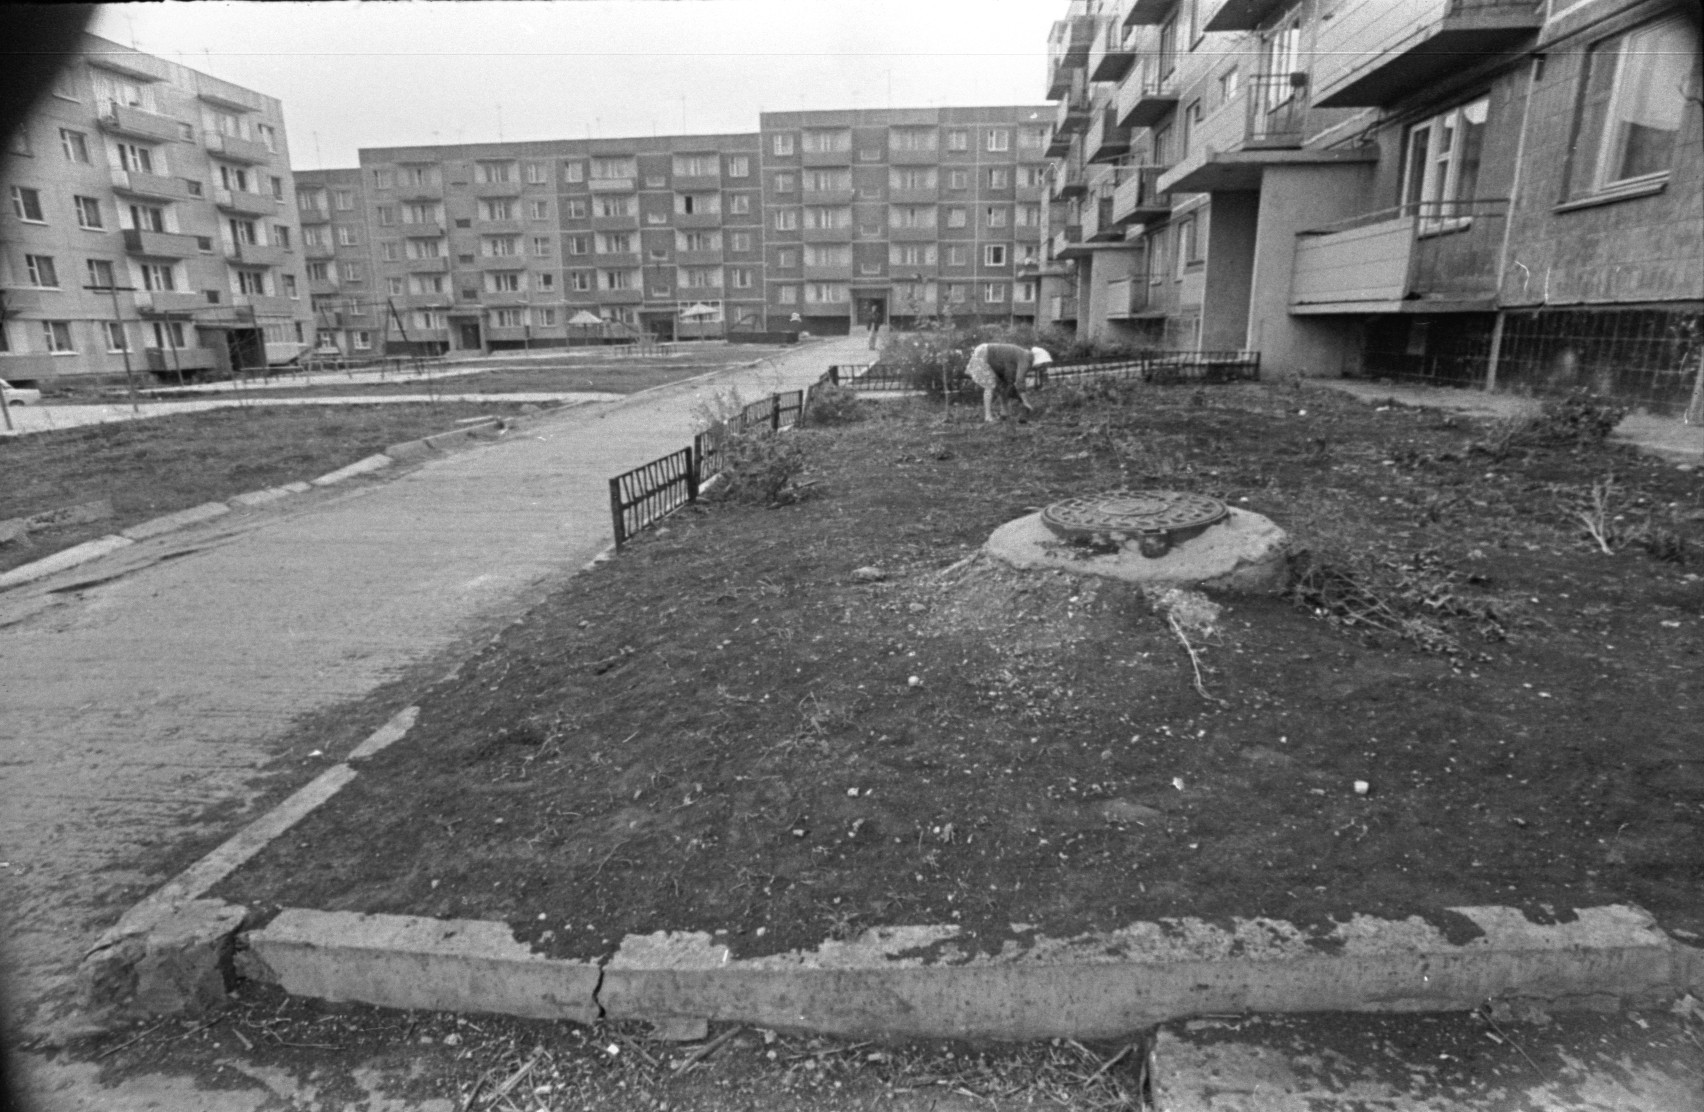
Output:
[310, 453, 394, 487]
[120, 501, 231, 541]
[239, 904, 1697, 1041]
[0, 534, 133, 589]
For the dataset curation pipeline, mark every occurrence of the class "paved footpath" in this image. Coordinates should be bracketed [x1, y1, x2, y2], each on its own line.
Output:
[0, 337, 867, 1046]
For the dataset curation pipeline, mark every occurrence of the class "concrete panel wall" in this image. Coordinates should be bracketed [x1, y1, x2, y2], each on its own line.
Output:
[1201, 192, 1258, 349]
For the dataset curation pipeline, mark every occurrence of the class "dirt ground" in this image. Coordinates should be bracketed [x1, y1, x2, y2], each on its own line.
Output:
[0, 401, 538, 574]
[215, 379, 1704, 963]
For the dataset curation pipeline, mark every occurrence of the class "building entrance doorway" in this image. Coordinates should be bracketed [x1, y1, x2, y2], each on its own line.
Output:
[456, 320, 482, 350]
[224, 327, 265, 373]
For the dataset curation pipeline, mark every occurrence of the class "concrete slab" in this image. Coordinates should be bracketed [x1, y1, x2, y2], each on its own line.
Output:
[0, 534, 132, 590]
[985, 509, 1293, 593]
[243, 910, 601, 1024]
[120, 501, 231, 541]
[228, 487, 295, 507]
[309, 453, 393, 487]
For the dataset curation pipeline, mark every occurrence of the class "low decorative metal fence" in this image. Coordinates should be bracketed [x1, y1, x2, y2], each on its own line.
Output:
[1042, 349, 1261, 385]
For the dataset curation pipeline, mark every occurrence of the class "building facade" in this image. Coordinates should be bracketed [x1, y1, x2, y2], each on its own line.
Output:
[0, 34, 312, 386]
[1042, 0, 1702, 414]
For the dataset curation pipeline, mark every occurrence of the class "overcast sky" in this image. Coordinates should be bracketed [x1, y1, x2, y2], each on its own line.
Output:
[88, 1, 1062, 169]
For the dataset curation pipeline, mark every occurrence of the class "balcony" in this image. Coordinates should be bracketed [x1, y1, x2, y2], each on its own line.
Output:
[1201, 0, 1289, 33]
[1051, 154, 1088, 201]
[672, 174, 721, 192]
[889, 144, 941, 165]
[403, 256, 450, 272]
[675, 249, 724, 266]
[476, 218, 524, 234]
[1111, 166, 1171, 226]
[231, 293, 298, 318]
[1160, 73, 1377, 193]
[590, 213, 641, 231]
[97, 102, 182, 143]
[1084, 107, 1131, 164]
[298, 207, 331, 225]
[1314, 0, 1542, 109]
[109, 168, 189, 201]
[802, 263, 853, 281]
[122, 228, 201, 258]
[473, 178, 523, 197]
[672, 211, 721, 229]
[1051, 224, 1089, 260]
[802, 188, 857, 206]
[1290, 199, 1508, 313]
[1044, 6, 1097, 99]
[1117, 67, 1180, 129]
[305, 243, 334, 260]
[228, 241, 288, 266]
[474, 253, 528, 270]
[398, 221, 444, 237]
[1054, 75, 1092, 135]
[308, 277, 340, 295]
[888, 224, 938, 241]
[1082, 193, 1122, 242]
[588, 177, 637, 193]
[1087, 18, 1135, 83]
[1049, 294, 1078, 320]
[801, 147, 854, 168]
[599, 288, 644, 305]
[203, 131, 272, 164]
[1104, 277, 1152, 319]
[215, 187, 277, 215]
[144, 347, 219, 372]
[803, 226, 854, 243]
[889, 186, 938, 204]
[0, 287, 48, 311]
[594, 250, 642, 267]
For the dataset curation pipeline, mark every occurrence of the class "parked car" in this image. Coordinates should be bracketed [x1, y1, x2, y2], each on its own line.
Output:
[1, 378, 42, 406]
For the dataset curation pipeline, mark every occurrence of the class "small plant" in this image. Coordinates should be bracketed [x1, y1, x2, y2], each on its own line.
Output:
[1474, 391, 1628, 458]
[1287, 548, 1503, 655]
[704, 426, 809, 506]
[1570, 473, 1619, 555]
[803, 383, 865, 426]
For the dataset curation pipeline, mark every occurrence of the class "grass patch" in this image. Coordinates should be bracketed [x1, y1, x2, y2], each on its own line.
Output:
[0, 402, 534, 573]
[214, 379, 1704, 960]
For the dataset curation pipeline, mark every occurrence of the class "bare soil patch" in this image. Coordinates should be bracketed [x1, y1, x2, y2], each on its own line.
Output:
[215, 382, 1704, 961]
[0, 402, 533, 574]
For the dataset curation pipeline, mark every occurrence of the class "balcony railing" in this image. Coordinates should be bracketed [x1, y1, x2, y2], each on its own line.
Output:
[97, 102, 182, 143]
[1201, 0, 1289, 33]
[1313, 0, 1542, 108]
[122, 228, 200, 258]
[1051, 223, 1088, 260]
[1054, 74, 1092, 137]
[1087, 17, 1135, 83]
[110, 168, 189, 201]
[1045, 7, 1098, 99]
[1117, 66, 1180, 129]
[1291, 199, 1509, 311]
[215, 186, 277, 215]
[1243, 72, 1311, 148]
[588, 177, 636, 192]
[1082, 192, 1121, 242]
[1085, 107, 1131, 164]
[1105, 277, 1151, 318]
[203, 131, 272, 165]
[1111, 166, 1171, 226]
[1051, 149, 1087, 201]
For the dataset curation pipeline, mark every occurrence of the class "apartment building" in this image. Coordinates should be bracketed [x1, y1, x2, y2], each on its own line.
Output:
[0, 34, 311, 386]
[1043, 0, 1702, 414]
[292, 167, 382, 358]
[758, 107, 1054, 333]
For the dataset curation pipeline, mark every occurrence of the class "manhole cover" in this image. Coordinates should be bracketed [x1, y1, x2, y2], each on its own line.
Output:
[1041, 490, 1228, 557]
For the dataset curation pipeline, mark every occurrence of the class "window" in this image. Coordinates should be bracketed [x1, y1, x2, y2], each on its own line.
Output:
[350, 330, 372, 350]
[1177, 217, 1197, 276]
[595, 195, 634, 218]
[25, 255, 58, 287]
[946, 207, 967, 229]
[773, 172, 796, 193]
[1401, 96, 1489, 227]
[399, 166, 436, 188]
[776, 249, 798, 268]
[947, 169, 969, 190]
[337, 226, 359, 246]
[139, 262, 175, 291]
[985, 129, 1010, 152]
[283, 274, 298, 299]
[889, 205, 936, 230]
[127, 203, 166, 233]
[590, 157, 636, 181]
[569, 270, 593, 291]
[601, 270, 635, 290]
[59, 128, 89, 162]
[988, 168, 1010, 189]
[43, 320, 75, 353]
[802, 244, 849, 267]
[730, 231, 752, 251]
[1218, 67, 1241, 108]
[889, 243, 938, 265]
[804, 169, 850, 193]
[483, 235, 521, 257]
[235, 269, 268, 296]
[1182, 100, 1203, 156]
[1020, 126, 1046, 150]
[370, 166, 391, 189]
[676, 193, 720, 215]
[74, 195, 103, 228]
[334, 190, 355, 211]
[1153, 122, 1173, 166]
[596, 232, 633, 254]
[307, 262, 330, 282]
[93, 70, 149, 111]
[149, 321, 188, 350]
[375, 206, 398, 229]
[645, 175, 666, 189]
[51, 68, 79, 100]
[115, 142, 155, 174]
[566, 234, 591, 255]
[536, 307, 557, 326]
[387, 276, 405, 296]
[526, 162, 549, 185]
[1018, 166, 1045, 189]
[530, 200, 552, 220]
[728, 267, 753, 289]
[481, 198, 516, 221]
[774, 209, 799, 231]
[409, 274, 445, 294]
[727, 155, 750, 178]
[185, 180, 204, 198]
[946, 245, 969, 266]
[299, 189, 327, 214]
[476, 161, 515, 184]
[1017, 203, 1041, 227]
[381, 241, 403, 261]
[804, 206, 851, 230]
[773, 133, 800, 157]
[678, 266, 722, 289]
[11, 186, 44, 222]
[728, 194, 751, 215]
[487, 271, 523, 293]
[537, 272, 555, 291]
[805, 282, 846, 303]
[532, 236, 553, 256]
[673, 154, 719, 178]
[677, 230, 721, 252]
[946, 283, 968, 304]
[945, 130, 969, 152]
[1568, 17, 1693, 198]
[86, 259, 117, 289]
[985, 206, 1009, 229]
[338, 262, 363, 283]
[407, 238, 443, 259]
[563, 161, 584, 182]
[564, 198, 586, 219]
[402, 202, 439, 226]
[984, 244, 1007, 266]
[890, 168, 936, 191]
[776, 285, 798, 304]
[1015, 279, 1037, 303]
[983, 282, 1006, 302]
[801, 130, 851, 155]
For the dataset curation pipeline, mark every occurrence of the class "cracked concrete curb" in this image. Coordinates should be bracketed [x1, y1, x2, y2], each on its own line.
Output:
[0, 404, 585, 594]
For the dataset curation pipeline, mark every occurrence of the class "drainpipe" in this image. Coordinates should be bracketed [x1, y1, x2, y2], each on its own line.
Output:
[1486, 53, 1542, 394]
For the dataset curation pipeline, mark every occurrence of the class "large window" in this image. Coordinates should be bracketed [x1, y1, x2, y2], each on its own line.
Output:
[1567, 17, 1695, 199]
[1401, 96, 1488, 228]
[11, 186, 44, 222]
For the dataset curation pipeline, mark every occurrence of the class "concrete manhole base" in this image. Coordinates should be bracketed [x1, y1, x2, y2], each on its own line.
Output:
[985, 507, 1293, 592]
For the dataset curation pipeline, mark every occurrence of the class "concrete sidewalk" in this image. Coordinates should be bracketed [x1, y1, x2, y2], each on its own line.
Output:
[0, 335, 869, 1047]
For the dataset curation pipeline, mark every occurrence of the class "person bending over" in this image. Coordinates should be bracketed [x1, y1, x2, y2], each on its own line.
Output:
[964, 342, 1053, 423]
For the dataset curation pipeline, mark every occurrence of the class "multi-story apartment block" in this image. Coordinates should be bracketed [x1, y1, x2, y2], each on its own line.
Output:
[293, 167, 381, 359]
[0, 34, 311, 386]
[758, 107, 1053, 333]
[1043, 0, 1702, 414]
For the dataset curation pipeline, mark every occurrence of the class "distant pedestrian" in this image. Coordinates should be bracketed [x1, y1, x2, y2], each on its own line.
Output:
[964, 342, 1052, 423]
[867, 315, 881, 351]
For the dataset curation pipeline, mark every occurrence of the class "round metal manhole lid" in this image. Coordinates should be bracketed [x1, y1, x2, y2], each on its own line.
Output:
[1041, 489, 1229, 544]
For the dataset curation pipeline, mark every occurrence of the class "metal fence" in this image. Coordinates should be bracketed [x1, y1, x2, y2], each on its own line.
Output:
[827, 350, 1260, 395]
[611, 386, 813, 547]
